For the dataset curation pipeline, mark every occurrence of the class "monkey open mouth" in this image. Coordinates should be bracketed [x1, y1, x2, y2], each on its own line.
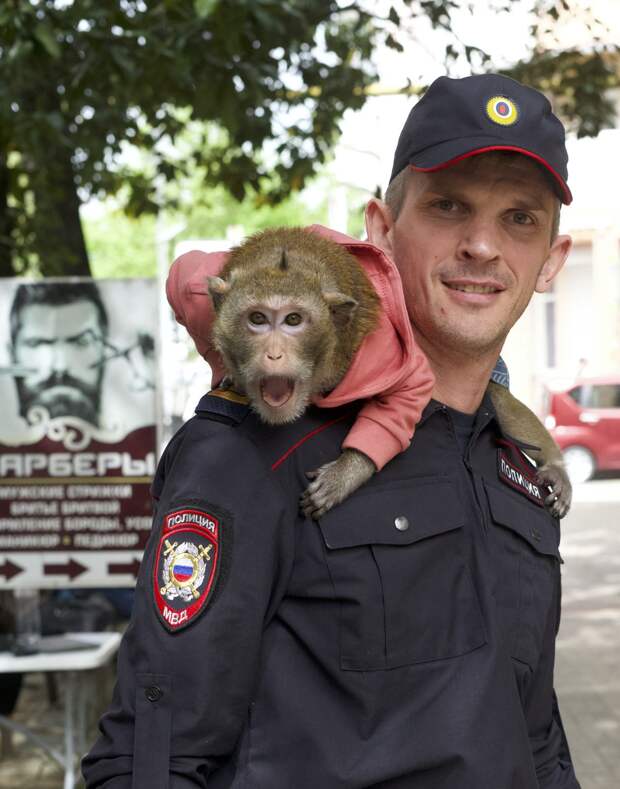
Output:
[260, 376, 296, 408]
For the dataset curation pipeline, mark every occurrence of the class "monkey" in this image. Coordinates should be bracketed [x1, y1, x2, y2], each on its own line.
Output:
[205, 226, 572, 520]
[488, 381, 571, 516]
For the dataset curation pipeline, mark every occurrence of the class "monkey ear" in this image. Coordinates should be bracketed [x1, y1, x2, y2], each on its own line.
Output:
[323, 291, 358, 328]
[206, 276, 230, 310]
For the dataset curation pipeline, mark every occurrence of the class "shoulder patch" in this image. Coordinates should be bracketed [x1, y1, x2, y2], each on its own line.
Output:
[153, 503, 224, 631]
[195, 388, 251, 424]
[497, 444, 545, 507]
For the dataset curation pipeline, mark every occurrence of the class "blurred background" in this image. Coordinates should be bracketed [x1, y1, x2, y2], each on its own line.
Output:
[0, 1, 618, 787]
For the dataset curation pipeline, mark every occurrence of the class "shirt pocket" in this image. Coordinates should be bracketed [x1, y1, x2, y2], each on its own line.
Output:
[484, 481, 561, 670]
[318, 478, 486, 671]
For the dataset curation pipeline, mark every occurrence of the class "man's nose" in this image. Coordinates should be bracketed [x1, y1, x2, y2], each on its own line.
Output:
[50, 343, 69, 373]
[455, 216, 500, 264]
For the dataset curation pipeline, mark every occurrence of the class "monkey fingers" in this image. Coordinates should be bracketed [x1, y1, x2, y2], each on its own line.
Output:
[536, 462, 572, 519]
[299, 450, 376, 520]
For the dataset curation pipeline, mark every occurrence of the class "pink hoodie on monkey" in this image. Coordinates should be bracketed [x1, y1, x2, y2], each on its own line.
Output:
[165, 225, 434, 471]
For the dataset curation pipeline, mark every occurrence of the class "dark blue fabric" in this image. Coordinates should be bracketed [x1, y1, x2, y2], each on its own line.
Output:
[83, 397, 579, 789]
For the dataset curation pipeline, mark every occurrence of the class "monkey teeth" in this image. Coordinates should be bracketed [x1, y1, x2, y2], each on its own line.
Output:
[260, 377, 295, 408]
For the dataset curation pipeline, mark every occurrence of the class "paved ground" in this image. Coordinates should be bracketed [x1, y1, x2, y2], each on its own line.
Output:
[1, 477, 619, 788]
[554, 476, 620, 788]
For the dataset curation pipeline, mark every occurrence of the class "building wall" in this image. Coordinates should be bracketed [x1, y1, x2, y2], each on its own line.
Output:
[503, 228, 620, 416]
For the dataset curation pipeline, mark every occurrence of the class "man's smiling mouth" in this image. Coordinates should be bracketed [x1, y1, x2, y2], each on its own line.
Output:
[441, 277, 507, 295]
[448, 283, 501, 294]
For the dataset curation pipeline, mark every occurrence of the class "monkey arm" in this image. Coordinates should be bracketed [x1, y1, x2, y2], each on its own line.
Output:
[166, 248, 229, 382]
[488, 381, 572, 518]
[301, 347, 434, 519]
[340, 346, 435, 471]
[487, 381, 562, 467]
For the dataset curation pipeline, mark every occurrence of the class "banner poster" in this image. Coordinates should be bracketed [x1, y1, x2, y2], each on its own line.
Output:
[0, 278, 157, 589]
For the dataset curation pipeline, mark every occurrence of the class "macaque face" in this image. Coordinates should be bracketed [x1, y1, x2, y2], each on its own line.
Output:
[214, 290, 335, 425]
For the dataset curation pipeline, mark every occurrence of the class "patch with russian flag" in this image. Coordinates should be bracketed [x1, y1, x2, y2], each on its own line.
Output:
[153, 504, 223, 632]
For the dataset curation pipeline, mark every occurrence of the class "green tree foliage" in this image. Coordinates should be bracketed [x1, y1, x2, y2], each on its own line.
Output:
[84, 184, 329, 279]
[0, 0, 378, 276]
[0, 0, 617, 277]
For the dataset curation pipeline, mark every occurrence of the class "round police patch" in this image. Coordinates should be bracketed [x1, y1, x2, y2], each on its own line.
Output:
[153, 506, 221, 631]
[486, 95, 519, 126]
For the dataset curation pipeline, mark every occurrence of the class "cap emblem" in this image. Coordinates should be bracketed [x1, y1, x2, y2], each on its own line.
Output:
[486, 96, 519, 126]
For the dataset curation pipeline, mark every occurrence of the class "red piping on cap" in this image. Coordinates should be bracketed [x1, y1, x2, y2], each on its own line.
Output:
[410, 145, 572, 204]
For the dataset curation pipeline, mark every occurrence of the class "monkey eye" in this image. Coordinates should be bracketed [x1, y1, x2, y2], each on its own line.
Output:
[284, 313, 302, 326]
[249, 311, 267, 325]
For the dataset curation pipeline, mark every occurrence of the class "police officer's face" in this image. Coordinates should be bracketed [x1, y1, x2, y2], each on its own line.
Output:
[367, 155, 572, 363]
[12, 300, 105, 424]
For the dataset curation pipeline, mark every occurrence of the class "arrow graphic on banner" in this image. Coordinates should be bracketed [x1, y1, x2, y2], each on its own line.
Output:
[0, 559, 24, 581]
[108, 559, 141, 578]
[43, 558, 87, 580]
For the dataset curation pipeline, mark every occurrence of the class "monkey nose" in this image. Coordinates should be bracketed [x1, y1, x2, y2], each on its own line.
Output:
[267, 352, 283, 361]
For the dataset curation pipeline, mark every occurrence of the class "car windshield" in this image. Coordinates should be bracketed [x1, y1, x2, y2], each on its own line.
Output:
[569, 384, 620, 409]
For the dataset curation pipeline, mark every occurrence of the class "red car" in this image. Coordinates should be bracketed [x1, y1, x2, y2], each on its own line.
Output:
[543, 377, 620, 482]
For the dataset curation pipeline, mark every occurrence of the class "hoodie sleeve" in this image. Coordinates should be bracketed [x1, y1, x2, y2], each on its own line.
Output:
[311, 240, 435, 471]
[341, 342, 434, 470]
[165, 249, 229, 383]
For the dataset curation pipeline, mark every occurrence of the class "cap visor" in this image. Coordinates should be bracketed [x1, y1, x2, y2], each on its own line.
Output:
[409, 138, 572, 204]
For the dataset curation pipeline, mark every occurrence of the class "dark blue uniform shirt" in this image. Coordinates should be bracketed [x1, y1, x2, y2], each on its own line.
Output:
[83, 393, 580, 788]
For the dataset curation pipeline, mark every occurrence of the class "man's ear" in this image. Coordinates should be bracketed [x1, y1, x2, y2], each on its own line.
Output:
[535, 234, 572, 293]
[365, 198, 395, 258]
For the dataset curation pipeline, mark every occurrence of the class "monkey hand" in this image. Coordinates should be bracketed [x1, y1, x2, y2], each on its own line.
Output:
[536, 461, 572, 519]
[299, 449, 376, 520]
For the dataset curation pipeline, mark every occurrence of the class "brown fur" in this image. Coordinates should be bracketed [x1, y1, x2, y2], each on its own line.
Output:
[206, 227, 380, 518]
[213, 227, 380, 395]
[488, 381, 571, 517]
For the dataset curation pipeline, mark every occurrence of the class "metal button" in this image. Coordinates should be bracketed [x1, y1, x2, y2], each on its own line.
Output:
[145, 685, 163, 702]
[394, 516, 409, 531]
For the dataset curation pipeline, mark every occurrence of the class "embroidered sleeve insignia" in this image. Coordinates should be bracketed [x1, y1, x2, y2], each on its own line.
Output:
[153, 506, 222, 631]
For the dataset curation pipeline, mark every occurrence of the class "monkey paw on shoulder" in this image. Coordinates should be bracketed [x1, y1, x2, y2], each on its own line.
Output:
[536, 461, 572, 519]
[299, 449, 376, 520]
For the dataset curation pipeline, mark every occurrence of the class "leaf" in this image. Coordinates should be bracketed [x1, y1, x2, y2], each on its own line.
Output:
[388, 6, 400, 25]
[385, 33, 404, 52]
[194, 0, 219, 19]
[34, 23, 61, 59]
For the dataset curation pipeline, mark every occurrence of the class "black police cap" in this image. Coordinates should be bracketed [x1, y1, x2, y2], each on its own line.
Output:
[389, 74, 572, 204]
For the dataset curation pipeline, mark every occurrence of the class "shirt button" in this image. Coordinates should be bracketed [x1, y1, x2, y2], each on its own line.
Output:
[394, 516, 409, 531]
[145, 685, 163, 702]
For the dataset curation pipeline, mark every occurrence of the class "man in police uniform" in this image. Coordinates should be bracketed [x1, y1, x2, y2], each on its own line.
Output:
[83, 74, 580, 788]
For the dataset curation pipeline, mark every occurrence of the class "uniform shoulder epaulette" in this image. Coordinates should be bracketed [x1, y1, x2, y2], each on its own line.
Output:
[195, 388, 251, 425]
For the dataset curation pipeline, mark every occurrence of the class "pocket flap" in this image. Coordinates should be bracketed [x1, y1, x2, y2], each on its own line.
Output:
[318, 478, 465, 549]
[485, 481, 560, 558]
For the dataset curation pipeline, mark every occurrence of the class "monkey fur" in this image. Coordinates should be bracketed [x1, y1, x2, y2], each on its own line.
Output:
[207, 227, 571, 519]
[488, 381, 571, 518]
[207, 227, 380, 518]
